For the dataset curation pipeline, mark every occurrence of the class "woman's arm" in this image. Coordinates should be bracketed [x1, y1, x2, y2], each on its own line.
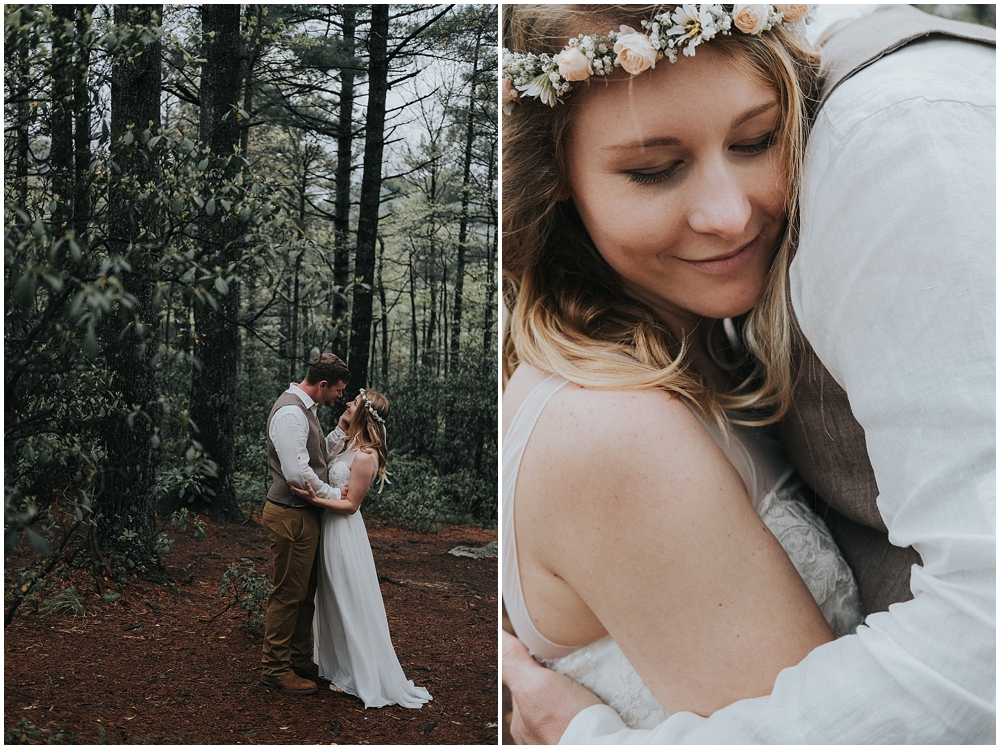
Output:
[510, 373, 833, 718]
[290, 452, 376, 515]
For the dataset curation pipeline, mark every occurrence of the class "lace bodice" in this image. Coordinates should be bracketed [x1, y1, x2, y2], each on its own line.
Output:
[503, 373, 863, 728]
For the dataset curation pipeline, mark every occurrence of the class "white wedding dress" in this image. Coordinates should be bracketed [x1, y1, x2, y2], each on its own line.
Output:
[313, 444, 432, 708]
[503, 374, 863, 729]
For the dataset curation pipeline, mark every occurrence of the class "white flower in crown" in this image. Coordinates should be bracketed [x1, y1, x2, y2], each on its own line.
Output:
[516, 73, 560, 108]
[501, 4, 815, 111]
[666, 4, 720, 57]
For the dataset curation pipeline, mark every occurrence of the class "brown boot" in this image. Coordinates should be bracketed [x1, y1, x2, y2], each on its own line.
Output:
[260, 672, 318, 695]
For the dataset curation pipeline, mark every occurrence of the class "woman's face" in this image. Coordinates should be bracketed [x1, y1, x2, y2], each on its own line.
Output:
[564, 47, 786, 334]
[343, 394, 362, 425]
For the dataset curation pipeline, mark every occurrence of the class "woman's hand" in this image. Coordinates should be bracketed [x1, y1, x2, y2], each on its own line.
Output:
[288, 482, 319, 503]
[503, 630, 602, 744]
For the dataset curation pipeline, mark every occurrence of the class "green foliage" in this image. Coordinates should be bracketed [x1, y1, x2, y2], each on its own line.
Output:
[99, 516, 160, 581]
[368, 358, 497, 528]
[168, 508, 207, 540]
[219, 562, 272, 635]
[6, 718, 43, 745]
[6, 5, 498, 599]
[154, 532, 173, 555]
[38, 586, 84, 617]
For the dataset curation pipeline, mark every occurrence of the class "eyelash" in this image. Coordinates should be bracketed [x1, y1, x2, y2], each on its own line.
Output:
[732, 132, 777, 155]
[625, 132, 777, 185]
[627, 164, 680, 185]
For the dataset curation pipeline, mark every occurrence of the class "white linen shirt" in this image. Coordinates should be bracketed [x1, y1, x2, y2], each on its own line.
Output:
[269, 384, 347, 501]
[561, 38, 995, 744]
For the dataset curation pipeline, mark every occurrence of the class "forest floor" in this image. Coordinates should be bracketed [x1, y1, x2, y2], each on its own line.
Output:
[4, 515, 498, 745]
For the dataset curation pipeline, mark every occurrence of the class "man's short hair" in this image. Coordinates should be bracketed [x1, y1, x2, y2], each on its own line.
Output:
[305, 353, 350, 386]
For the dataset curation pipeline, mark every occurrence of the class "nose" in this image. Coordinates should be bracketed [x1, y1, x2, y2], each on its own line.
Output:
[686, 159, 752, 240]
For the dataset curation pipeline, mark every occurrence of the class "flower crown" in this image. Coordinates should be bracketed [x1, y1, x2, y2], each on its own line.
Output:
[358, 388, 386, 428]
[502, 4, 815, 113]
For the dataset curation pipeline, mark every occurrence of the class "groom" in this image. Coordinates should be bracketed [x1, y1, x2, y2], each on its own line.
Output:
[503, 6, 995, 743]
[259, 353, 352, 695]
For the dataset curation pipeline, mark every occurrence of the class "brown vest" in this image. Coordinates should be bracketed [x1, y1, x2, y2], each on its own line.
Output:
[780, 8, 995, 616]
[266, 389, 328, 508]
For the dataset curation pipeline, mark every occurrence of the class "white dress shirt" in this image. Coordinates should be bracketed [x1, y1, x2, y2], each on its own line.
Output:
[561, 38, 995, 744]
[269, 384, 348, 501]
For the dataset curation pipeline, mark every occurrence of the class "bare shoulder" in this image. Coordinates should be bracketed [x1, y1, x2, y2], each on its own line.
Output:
[504, 364, 700, 444]
[352, 450, 376, 471]
[533, 381, 709, 464]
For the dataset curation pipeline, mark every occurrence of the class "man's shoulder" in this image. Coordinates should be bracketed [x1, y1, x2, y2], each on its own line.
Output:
[269, 389, 309, 423]
[823, 37, 994, 131]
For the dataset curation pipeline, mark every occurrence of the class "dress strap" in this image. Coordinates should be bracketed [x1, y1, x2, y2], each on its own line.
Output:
[502, 374, 580, 661]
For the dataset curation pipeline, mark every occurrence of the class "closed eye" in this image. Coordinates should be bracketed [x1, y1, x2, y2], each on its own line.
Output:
[626, 161, 683, 185]
[732, 132, 776, 155]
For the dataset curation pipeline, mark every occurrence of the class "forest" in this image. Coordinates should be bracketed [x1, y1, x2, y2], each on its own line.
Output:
[5, 5, 499, 743]
[5, 2, 497, 584]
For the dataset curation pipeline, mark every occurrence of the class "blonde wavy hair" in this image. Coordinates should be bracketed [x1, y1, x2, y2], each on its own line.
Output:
[348, 389, 391, 492]
[502, 4, 819, 426]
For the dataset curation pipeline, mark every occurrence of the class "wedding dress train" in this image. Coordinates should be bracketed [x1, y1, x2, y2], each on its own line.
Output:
[503, 374, 863, 728]
[313, 445, 432, 708]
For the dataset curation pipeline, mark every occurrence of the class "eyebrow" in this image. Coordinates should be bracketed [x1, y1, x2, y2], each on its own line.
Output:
[732, 100, 778, 128]
[601, 100, 779, 151]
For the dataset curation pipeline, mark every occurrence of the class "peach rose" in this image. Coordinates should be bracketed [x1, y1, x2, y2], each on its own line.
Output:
[732, 5, 770, 35]
[776, 4, 809, 23]
[614, 26, 658, 76]
[502, 78, 518, 114]
[554, 47, 593, 82]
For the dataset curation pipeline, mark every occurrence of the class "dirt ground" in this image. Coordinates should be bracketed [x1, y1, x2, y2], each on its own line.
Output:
[4, 515, 498, 745]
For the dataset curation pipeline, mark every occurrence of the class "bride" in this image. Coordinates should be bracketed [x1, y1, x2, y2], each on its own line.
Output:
[502, 3, 861, 728]
[290, 388, 432, 709]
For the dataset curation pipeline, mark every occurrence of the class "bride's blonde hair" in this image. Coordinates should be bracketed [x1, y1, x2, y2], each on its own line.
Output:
[502, 4, 819, 425]
[349, 389, 391, 492]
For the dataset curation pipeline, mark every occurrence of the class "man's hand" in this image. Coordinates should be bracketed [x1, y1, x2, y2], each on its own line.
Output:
[337, 413, 351, 432]
[503, 630, 603, 745]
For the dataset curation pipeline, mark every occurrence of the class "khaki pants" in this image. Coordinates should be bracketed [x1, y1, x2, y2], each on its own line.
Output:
[260, 501, 321, 679]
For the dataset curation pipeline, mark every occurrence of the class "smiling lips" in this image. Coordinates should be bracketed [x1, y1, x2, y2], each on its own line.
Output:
[680, 237, 759, 275]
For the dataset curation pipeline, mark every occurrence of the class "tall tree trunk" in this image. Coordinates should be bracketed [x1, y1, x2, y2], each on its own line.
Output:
[377, 236, 389, 379]
[331, 5, 357, 354]
[449, 24, 484, 369]
[5, 10, 31, 207]
[482, 140, 497, 373]
[239, 4, 262, 158]
[73, 5, 94, 239]
[408, 243, 419, 368]
[191, 4, 245, 523]
[98, 4, 163, 568]
[347, 5, 389, 395]
[49, 5, 76, 235]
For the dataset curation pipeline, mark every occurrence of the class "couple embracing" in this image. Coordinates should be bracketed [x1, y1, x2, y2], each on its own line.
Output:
[502, 4, 994, 744]
[258, 353, 431, 709]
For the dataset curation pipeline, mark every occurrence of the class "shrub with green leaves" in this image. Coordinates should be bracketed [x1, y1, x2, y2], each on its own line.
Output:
[219, 562, 272, 635]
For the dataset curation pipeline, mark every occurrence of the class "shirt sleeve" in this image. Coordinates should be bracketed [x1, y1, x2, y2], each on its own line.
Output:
[561, 40, 995, 745]
[268, 405, 341, 501]
[325, 426, 348, 457]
